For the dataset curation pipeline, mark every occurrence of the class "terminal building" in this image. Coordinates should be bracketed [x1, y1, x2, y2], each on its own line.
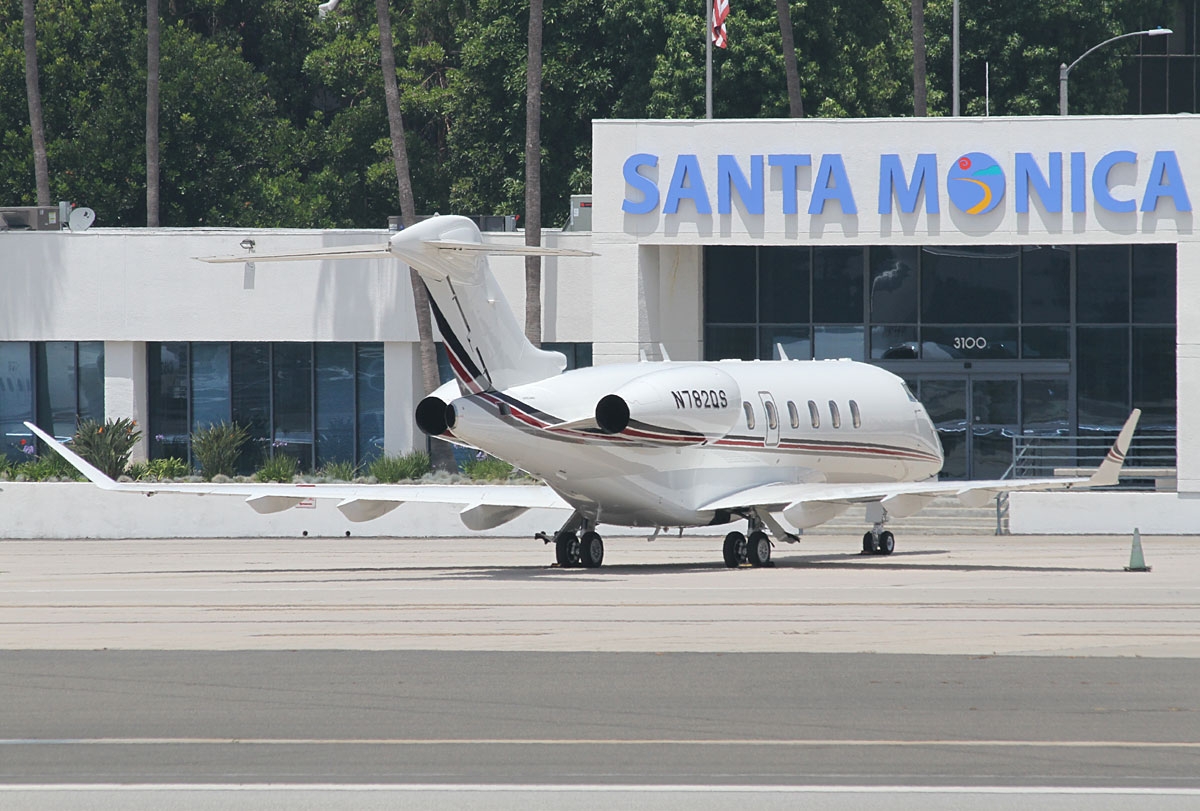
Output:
[1, 115, 1197, 527]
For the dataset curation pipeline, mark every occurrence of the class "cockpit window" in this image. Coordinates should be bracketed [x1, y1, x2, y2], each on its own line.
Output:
[902, 382, 919, 403]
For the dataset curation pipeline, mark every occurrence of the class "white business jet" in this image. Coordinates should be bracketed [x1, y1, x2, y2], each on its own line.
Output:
[27, 215, 1140, 568]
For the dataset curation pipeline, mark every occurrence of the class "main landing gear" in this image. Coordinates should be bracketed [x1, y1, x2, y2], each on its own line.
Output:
[538, 511, 604, 568]
[722, 511, 782, 568]
[862, 525, 896, 556]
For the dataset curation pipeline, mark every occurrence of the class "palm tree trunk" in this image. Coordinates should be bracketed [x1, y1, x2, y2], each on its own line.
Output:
[911, 0, 927, 116]
[376, 0, 453, 471]
[146, 0, 161, 227]
[22, 0, 50, 206]
[523, 0, 544, 347]
[775, 0, 803, 117]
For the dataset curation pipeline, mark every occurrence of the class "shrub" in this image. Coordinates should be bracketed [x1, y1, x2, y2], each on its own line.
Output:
[462, 455, 514, 480]
[255, 454, 298, 483]
[318, 460, 359, 481]
[72, 418, 142, 479]
[12, 452, 83, 482]
[369, 451, 430, 483]
[131, 457, 189, 481]
[191, 422, 249, 481]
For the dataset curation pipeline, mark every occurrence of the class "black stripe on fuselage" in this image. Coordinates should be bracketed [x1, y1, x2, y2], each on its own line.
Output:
[425, 281, 488, 388]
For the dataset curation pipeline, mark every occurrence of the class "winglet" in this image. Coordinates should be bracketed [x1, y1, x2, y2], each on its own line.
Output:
[1085, 409, 1141, 487]
[22, 421, 123, 490]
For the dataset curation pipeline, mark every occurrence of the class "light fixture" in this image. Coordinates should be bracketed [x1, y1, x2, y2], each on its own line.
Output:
[240, 238, 255, 251]
[1059, 28, 1172, 115]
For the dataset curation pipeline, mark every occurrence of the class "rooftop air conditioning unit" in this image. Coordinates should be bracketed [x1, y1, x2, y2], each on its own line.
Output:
[0, 205, 59, 231]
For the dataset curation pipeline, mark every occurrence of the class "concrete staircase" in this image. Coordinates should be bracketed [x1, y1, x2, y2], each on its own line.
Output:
[800, 494, 1000, 538]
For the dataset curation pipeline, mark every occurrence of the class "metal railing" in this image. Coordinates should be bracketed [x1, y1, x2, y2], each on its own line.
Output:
[994, 431, 1176, 535]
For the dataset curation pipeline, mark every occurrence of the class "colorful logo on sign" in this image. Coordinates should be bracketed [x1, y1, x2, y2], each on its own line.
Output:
[947, 152, 1005, 214]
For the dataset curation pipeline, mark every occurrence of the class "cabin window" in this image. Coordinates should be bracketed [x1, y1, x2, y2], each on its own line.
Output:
[743, 401, 756, 430]
[850, 399, 862, 428]
[807, 400, 820, 429]
[829, 400, 841, 429]
[765, 400, 778, 430]
[787, 400, 800, 429]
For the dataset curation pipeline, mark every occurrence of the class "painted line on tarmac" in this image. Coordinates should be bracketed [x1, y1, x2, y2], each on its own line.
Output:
[3, 738, 1200, 749]
[2, 784, 1200, 795]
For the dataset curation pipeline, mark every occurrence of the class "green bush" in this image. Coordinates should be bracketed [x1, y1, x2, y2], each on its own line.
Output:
[130, 457, 189, 481]
[462, 455, 514, 480]
[191, 422, 249, 481]
[318, 460, 359, 481]
[255, 454, 298, 483]
[72, 418, 142, 479]
[368, 451, 430, 483]
[11, 452, 83, 482]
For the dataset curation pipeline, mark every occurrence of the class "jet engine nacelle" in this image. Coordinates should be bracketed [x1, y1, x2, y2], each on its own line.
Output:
[415, 379, 463, 437]
[594, 365, 742, 443]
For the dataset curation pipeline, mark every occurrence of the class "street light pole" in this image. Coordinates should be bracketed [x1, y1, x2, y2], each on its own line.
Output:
[1059, 27, 1172, 115]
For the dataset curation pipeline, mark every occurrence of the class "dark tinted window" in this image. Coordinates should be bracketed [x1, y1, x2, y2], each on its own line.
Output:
[705, 246, 755, 323]
[1133, 327, 1175, 428]
[1076, 246, 1129, 323]
[1077, 327, 1129, 430]
[921, 246, 1018, 324]
[869, 246, 918, 323]
[705, 326, 756, 361]
[1021, 246, 1070, 323]
[813, 247, 863, 323]
[758, 246, 809, 324]
[1132, 244, 1176, 324]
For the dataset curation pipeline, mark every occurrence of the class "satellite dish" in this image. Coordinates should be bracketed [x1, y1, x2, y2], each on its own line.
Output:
[68, 207, 95, 232]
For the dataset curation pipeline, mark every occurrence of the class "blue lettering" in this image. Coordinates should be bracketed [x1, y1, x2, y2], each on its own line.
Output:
[768, 154, 811, 215]
[1141, 150, 1192, 212]
[878, 153, 938, 214]
[621, 153, 659, 215]
[809, 154, 856, 215]
[1093, 150, 1137, 213]
[1071, 152, 1087, 213]
[663, 154, 712, 215]
[717, 155, 764, 215]
[1015, 152, 1062, 214]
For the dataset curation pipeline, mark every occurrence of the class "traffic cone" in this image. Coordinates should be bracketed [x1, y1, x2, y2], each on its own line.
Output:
[1125, 527, 1151, 572]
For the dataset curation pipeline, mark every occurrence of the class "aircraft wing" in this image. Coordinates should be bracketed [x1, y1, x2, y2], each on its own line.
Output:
[24, 422, 570, 529]
[700, 409, 1141, 524]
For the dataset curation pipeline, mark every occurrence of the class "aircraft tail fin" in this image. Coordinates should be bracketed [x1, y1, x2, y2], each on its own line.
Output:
[388, 216, 589, 392]
[1086, 408, 1142, 487]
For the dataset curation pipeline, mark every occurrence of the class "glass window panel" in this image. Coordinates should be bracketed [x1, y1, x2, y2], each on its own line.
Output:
[829, 401, 841, 428]
[850, 400, 861, 428]
[705, 326, 755, 361]
[814, 326, 864, 361]
[148, 342, 189, 462]
[1021, 326, 1070, 359]
[921, 245, 1018, 324]
[704, 246, 756, 323]
[36, 342, 77, 440]
[231, 343, 270, 474]
[0, 342, 33, 461]
[921, 378, 967, 425]
[920, 326, 1018, 359]
[758, 246, 809, 324]
[543, 342, 594, 370]
[759, 326, 810, 361]
[190, 343, 230, 433]
[273, 343, 313, 470]
[1021, 245, 1071, 323]
[1132, 327, 1175, 429]
[870, 325, 918, 359]
[971, 379, 1018, 425]
[316, 344, 356, 469]
[971, 427, 1014, 479]
[356, 343, 385, 464]
[1076, 245, 1129, 323]
[808, 400, 820, 429]
[787, 401, 799, 429]
[1076, 326, 1129, 432]
[742, 401, 755, 430]
[869, 246, 918, 323]
[1022, 377, 1069, 435]
[936, 429, 967, 480]
[1132, 244, 1176, 324]
[77, 342, 105, 425]
[812, 247, 863, 323]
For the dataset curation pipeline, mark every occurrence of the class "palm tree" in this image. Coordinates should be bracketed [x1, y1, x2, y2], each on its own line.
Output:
[147, 0, 161, 227]
[22, 0, 50, 206]
[523, 0, 544, 346]
[776, 0, 803, 117]
[375, 0, 453, 469]
[912, 0, 927, 116]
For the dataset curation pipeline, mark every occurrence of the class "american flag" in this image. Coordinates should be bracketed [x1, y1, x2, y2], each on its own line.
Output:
[711, 0, 729, 48]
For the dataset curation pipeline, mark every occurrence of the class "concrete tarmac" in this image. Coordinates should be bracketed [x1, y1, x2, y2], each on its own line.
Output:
[2, 533, 1199, 807]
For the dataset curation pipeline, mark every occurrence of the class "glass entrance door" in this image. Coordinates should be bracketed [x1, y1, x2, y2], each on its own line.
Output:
[917, 376, 1020, 480]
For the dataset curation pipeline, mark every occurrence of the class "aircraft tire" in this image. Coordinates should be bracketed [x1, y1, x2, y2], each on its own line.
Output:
[722, 532, 746, 568]
[862, 532, 874, 554]
[878, 531, 895, 556]
[580, 531, 604, 568]
[555, 532, 580, 567]
[747, 531, 772, 567]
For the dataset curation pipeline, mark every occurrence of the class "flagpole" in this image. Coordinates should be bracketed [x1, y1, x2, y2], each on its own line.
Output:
[705, 0, 713, 118]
